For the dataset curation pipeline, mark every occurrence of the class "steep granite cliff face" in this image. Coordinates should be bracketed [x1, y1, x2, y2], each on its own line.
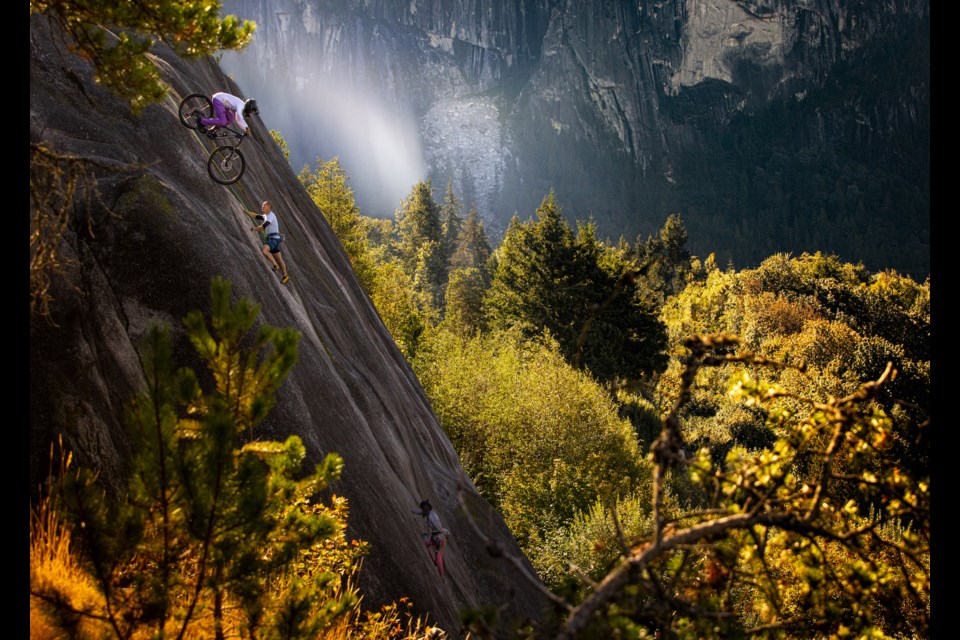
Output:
[218, 0, 929, 279]
[29, 14, 548, 634]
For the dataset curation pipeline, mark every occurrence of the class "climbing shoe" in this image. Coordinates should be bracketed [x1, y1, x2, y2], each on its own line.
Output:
[272, 264, 279, 272]
[281, 275, 290, 284]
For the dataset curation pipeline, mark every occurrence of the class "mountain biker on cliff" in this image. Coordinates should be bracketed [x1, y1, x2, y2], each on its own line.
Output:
[195, 91, 258, 136]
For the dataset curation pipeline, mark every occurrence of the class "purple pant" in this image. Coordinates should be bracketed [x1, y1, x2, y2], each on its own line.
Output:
[200, 98, 236, 128]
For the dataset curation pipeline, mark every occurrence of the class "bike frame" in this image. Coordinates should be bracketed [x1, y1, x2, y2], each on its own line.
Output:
[204, 124, 248, 146]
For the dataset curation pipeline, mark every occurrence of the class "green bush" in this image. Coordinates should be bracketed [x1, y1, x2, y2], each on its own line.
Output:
[414, 326, 645, 549]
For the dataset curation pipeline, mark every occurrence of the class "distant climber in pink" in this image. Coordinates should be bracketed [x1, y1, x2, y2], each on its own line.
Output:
[412, 500, 450, 578]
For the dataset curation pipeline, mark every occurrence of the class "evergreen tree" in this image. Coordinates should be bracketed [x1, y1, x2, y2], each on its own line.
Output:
[440, 178, 464, 267]
[442, 267, 488, 336]
[35, 277, 354, 639]
[397, 180, 442, 272]
[451, 207, 493, 286]
[299, 157, 376, 293]
[634, 213, 693, 303]
[573, 221, 669, 386]
[369, 261, 428, 360]
[485, 192, 668, 386]
[358, 214, 429, 357]
[411, 240, 447, 321]
[397, 180, 445, 315]
[363, 217, 402, 264]
[484, 192, 579, 343]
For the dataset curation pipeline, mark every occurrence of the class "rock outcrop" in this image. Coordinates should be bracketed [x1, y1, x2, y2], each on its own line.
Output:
[217, 0, 929, 279]
[29, 13, 548, 634]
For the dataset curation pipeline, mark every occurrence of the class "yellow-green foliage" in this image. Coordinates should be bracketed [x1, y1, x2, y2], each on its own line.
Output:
[660, 266, 738, 347]
[359, 218, 431, 357]
[271, 130, 291, 163]
[386, 236, 926, 637]
[728, 522, 930, 636]
[868, 269, 929, 316]
[529, 491, 656, 592]
[658, 252, 929, 454]
[413, 325, 645, 548]
[554, 253, 931, 638]
[369, 259, 428, 360]
[554, 334, 929, 639]
[442, 267, 487, 336]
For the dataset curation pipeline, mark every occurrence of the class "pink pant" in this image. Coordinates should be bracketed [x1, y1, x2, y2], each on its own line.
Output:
[424, 536, 445, 577]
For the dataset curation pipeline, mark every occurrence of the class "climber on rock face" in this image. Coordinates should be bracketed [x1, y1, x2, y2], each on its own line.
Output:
[412, 499, 449, 578]
[244, 200, 290, 284]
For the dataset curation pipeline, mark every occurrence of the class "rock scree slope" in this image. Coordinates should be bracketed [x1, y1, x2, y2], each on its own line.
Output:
[29, 14, 548, 634]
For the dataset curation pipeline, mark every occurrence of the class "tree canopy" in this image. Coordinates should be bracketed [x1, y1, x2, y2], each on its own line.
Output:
[484, 191, 668, 387]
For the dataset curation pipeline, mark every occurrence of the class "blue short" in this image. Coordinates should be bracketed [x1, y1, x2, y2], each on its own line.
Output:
[266, 236, 282, 253]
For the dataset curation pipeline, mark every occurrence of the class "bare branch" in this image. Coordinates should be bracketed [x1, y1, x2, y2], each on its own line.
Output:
[29, 141, 147, 321]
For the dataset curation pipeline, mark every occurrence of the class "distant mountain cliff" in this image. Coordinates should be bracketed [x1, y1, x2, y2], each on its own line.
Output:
[29, 13, 548, 633]
[218, 0, 929, 279]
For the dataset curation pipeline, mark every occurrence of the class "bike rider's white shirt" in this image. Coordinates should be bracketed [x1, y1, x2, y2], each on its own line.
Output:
[262, 211, 280, 236]
[211, 92, 249, 130]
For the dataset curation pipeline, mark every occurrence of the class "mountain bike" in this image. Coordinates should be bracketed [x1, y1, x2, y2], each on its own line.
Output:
[177, 93, 248, 185]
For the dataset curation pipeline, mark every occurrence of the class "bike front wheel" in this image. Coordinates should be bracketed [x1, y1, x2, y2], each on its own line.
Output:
[179, 93, 213, 129]
[207, 146, 246, 185]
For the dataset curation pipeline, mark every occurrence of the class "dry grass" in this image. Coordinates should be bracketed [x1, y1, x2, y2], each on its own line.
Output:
[30, 474, 450, 640]
[30, 475, 112, 639]
[321, 594, 450, 640]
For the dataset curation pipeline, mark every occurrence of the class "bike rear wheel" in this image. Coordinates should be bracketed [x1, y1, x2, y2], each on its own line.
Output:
[178, 93, 213, 129]
[207, 146, 246, 185]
